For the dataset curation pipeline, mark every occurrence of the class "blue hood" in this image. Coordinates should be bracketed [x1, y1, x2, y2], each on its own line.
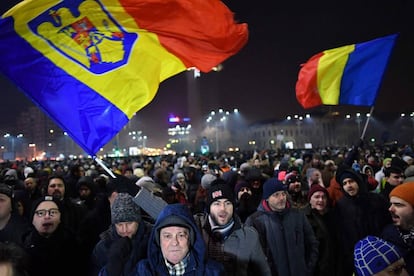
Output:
[147, 203, 206, 273]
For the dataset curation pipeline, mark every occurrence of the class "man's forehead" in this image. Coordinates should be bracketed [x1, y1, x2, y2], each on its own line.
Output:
[161, 226, 188, 233]
[36, 201, 58, 209]
[214, 198, 231, 203]
[0, 194, 10, 199]
[49, 179, 64, 185]
[390, 196, 412, 207]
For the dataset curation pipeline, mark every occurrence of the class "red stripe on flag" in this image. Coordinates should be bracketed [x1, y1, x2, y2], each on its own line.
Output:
[295, 52, 324, 109]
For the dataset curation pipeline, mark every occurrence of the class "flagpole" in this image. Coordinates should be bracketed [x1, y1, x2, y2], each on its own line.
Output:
[94, 157, 116, 178]
[360, 106, 375, 140]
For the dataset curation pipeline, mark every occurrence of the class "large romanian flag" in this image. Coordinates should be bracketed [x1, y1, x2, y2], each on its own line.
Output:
[0, 0, 248, 155]
[296, 34, 397, 109]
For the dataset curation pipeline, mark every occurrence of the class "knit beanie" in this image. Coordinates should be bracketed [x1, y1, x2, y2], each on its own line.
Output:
[262, 177, 286, 200]
[285, 172, 300, 185]
[30, 196, 63, 221]
[0, 183, 13, 199]
[389, 182, 414, 206]
[354, 236, 402, 276]
[307, 184, 329, 201]
[335, 168, 363, 186]
[206, 179, 235, 211]
[234, 181, 250, 194]
[111, 193, 141, 224]
[201, 173, 217, 190]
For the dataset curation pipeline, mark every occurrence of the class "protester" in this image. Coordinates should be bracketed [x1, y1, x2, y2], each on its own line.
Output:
[285, 172, 307, 209]
[45, 175, 86, 235]
[354, 236, 408, 276]
[0, 241, 30, 276]
[64, 164, 85, 198]
[92, 193, 151, 276]
[380, 166, 404, 200]
[304, 184, 339, 276]
[245, 177, 319, 275]
[74, 175, 98, 210]
[375, 157, 392, 192]
[22, 196, 83, 276]
[134, 203, 224, 275]
[0, 183, 30, 246]
[234, 180, 256, 223]
[21, 175, 42, 218]
[334, 168, 392, 276]
[194, 179, 271, 276]
[381, 182, 414, 275]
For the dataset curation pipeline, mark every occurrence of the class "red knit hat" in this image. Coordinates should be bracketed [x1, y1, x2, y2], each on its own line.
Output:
[389, 182, 414, 206]
[307, 184, 329, 201]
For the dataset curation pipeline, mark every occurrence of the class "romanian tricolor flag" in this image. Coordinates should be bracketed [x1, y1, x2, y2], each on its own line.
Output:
[0, 0, 248, 155]
[296, 34, 397, 109]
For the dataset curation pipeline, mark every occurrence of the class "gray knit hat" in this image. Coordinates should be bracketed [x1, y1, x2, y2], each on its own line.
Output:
[111, 193, 141, 224]
[201, 173, 217, 190]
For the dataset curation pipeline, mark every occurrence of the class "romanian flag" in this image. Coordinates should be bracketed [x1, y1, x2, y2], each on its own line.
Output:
[296, 34, 397, 109]
[0, 0, 248, 155]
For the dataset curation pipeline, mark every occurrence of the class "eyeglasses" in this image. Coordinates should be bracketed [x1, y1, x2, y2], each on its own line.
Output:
[34, 208, 60, 217]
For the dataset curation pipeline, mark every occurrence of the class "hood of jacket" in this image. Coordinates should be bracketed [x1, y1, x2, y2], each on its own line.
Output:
[146, 203, 206, 272]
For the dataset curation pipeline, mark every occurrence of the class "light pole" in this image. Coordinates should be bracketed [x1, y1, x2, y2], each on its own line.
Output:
[28, 143, 36, 160]
[205, 108, 239, 153]
[356, 113, 362, 135]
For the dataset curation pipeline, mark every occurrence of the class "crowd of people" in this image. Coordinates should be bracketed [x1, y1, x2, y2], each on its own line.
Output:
[0, 141, 413, 275]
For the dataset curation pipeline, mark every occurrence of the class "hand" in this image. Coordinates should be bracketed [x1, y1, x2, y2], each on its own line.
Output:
[106, 236, 132, 276]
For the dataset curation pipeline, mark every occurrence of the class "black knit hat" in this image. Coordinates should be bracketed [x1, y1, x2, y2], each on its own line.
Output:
[206, 179, 235, 211]
[336, 168, 363, 186]
[30, 196, 63, 221]
[0, 183, 13, 198]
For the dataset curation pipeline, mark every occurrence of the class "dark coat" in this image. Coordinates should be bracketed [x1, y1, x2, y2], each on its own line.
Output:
[22, 225, 82, 276]
[92, 221, 151, 276]
[0, 213, 31, 246]
[381, 224, 414, 276]
[334, 190, 391, 275]
[78, 196, 112, 257]
[303, 205, 339, 276]
[245, 200, 319, 276]
[134, 203, 224, 276]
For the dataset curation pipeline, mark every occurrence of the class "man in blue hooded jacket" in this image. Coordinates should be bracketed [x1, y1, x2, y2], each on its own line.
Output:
[135, 203, 224, 275]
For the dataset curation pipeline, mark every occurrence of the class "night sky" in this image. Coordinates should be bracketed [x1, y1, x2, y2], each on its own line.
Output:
[1, 0, 413, 147]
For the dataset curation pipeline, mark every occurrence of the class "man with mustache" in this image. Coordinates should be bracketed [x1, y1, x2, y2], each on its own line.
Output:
[194, 178, 270, 276]
[46, 175, 86, 237]
[334, 167, 392, 276]
[381, 182, 414, 275]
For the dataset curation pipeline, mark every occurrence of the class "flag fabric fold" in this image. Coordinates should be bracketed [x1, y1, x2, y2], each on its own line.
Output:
[0, 0, 248, 155]
[295, 34, 398, 109]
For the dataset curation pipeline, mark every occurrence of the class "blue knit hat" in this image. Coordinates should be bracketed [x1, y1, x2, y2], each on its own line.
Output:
[354, 236, 402, 276]
[262, 177, 286, 199]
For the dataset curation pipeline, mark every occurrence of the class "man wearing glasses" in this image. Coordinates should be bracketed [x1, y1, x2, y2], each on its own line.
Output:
[22, 196, 85, 276]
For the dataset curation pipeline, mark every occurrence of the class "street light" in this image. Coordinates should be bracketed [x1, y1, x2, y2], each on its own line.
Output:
[28, 143, 36, 160]
[206, 109, 237, 153]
